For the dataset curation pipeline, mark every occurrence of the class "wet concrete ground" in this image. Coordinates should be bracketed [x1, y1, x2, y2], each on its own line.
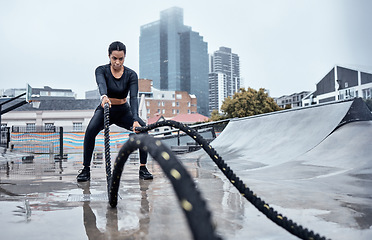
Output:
[2, 100, 372, 239]
[1, 149, 371, 239]
[0, 151, 243, 240]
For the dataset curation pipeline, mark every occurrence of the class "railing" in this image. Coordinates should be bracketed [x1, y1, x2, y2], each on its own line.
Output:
[9, 126, 64, 161]
[0, 92, 29, 145]
[148, 119, 230, 152]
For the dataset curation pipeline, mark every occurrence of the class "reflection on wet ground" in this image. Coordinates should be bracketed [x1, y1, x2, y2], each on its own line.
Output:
[0, 151, 246, 240]
[1, 150, 372, 239]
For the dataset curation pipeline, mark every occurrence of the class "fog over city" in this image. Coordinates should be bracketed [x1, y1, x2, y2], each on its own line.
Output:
[1, 0, 371, 98]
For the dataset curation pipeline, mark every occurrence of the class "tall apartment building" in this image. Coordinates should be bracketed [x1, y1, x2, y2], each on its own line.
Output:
[209, 73, 227, 113]
[139, 7, 209, 116]
[209, 47, 241, 113]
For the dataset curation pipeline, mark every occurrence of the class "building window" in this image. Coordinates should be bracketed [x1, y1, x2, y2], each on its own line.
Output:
[26, 123, 36, 132]
[162, 94, 165, 98]
[362, 88, 371, 99]
[339, 92, 344, 100]
[146, 101, 150, 106]
[188, 109, 190, 113]
[147, 109, 150, 114]
[187, 102, 190, 107]
[162, 109, 165, 114]
[177, 109, 179, 114]
[176, 94, 182, 99]
[161, 101, 164, 106]
[345, 89, 351, 98]
[73, 122, 82, 132]
[176, 102, 179, 107]
[44, 123, 55, 131]
[158, 101, 161, 106]
[172, 109, 176, 114]
[172, 102, 175, 107]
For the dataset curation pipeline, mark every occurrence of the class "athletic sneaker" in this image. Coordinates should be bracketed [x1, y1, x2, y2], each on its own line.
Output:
[77, 168, 90, 182]
[139, 166, 153, 180]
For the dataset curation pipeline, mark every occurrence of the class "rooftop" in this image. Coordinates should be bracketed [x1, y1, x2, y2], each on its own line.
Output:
[171, 113, 209, 124]
[1, 98, 371, 240]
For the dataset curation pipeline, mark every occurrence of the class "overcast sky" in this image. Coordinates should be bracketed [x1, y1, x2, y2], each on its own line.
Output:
[1, 0, 371, 99]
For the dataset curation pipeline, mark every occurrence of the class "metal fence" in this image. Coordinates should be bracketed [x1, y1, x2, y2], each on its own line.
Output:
[10, 126, 63, 157]
[0, 126, 10, 148]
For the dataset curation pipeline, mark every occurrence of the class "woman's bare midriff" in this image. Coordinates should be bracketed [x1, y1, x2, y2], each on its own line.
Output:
[109, 97, 127, 105]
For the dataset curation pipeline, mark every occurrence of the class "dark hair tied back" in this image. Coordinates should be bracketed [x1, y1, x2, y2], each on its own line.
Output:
[108, 41, 126, 55]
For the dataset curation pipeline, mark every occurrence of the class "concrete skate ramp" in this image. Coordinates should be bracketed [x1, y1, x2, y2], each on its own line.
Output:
[195, 97, 372, 238]
[211, 98, 372, 168]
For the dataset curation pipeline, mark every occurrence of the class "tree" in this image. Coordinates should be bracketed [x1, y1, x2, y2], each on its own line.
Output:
[210, 109, 228, 121]
[285, 104, 292, 109]
[220, 87, 282, 118]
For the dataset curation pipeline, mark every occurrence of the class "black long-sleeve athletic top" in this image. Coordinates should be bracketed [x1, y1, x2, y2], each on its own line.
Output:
[95, 64, 140, 122]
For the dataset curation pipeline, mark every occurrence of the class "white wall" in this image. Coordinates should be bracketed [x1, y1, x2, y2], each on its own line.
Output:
[2, 109, 95, 131]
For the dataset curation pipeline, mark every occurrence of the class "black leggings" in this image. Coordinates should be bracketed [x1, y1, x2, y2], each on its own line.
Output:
[83, 103, 147, 167]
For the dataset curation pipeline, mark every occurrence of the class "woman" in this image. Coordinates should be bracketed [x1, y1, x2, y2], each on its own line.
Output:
[77, 41, 153, 182]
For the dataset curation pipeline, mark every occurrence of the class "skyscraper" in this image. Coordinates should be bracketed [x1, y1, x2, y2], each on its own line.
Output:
[209, 47, 241, 113]
[209, 72, 227, 114]
[139, 7, 209, 116]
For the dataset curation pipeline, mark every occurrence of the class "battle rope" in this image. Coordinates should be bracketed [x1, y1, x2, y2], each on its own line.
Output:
[109, 134, 221, 240]
[103, 103, 112, 195]
[134, 120, 328, 240]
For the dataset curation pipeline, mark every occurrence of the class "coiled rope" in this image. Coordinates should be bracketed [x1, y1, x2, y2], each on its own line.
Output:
[134, 120, 328, 240]
[103, 103, 112, 195]
[109, 134, 221, 240]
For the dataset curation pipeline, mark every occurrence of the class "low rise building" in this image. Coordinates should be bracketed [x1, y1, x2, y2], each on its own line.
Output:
[303, 65, 372, 106]
[1, 82, 206, 151]
[2, 80, 203, 132]
[138, 79, 198, 121]
[1, 98, 100, 132]
[275, 91, 311, 109]
[3, 86, 76, 99]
